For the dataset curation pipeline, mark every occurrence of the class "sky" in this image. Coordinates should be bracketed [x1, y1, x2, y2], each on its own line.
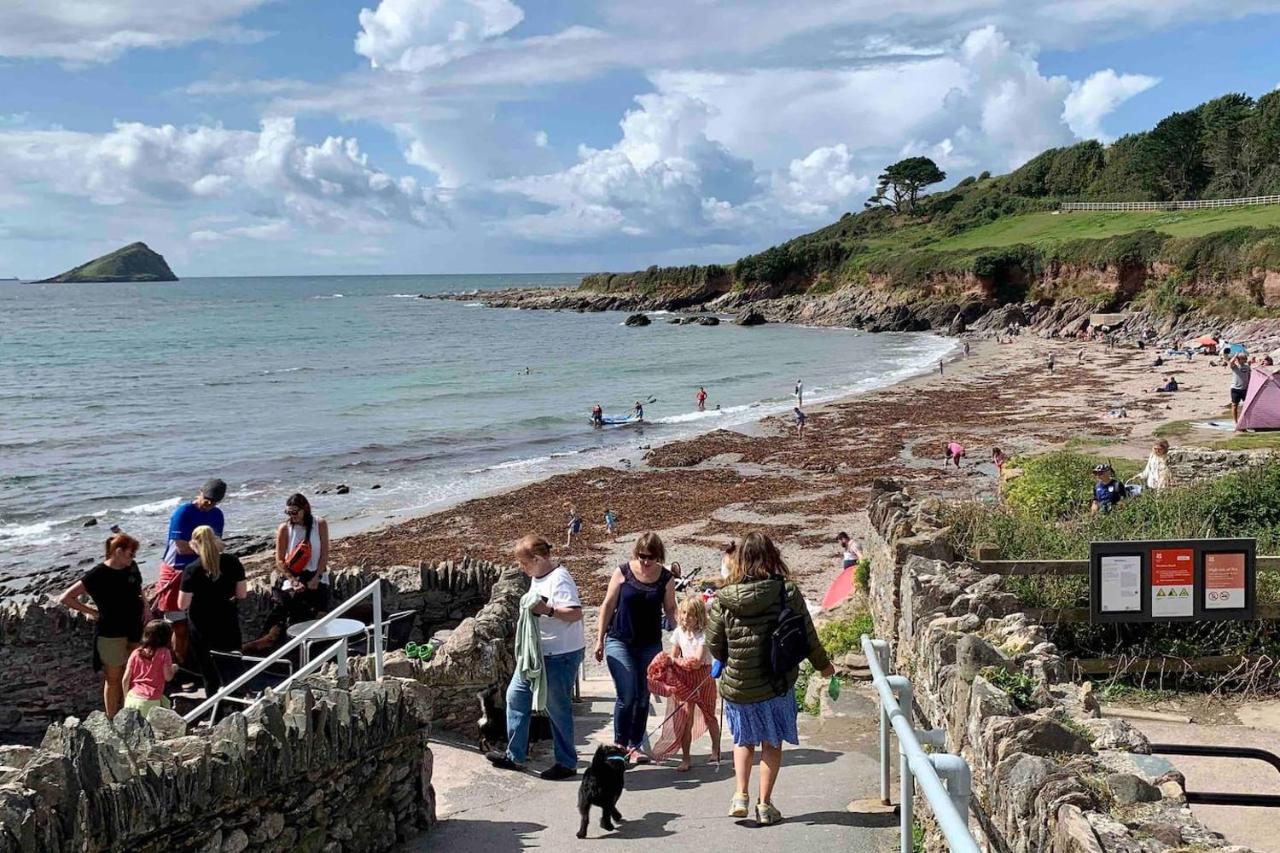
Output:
[3, 1, 1280, 278]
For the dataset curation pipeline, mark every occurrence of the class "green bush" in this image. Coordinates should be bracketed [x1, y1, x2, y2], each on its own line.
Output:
[980, 667, 1038, 711]
[855, 557, 871, 594]
[1003, 451, 1100, 518]
[818, 610, 875, 658]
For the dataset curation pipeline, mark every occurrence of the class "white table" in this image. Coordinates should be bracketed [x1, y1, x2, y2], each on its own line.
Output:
[287, 617, 367, 676]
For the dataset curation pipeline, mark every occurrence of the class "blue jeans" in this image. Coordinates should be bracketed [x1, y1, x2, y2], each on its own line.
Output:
[604, 637, 663, 749]
[505, 648, 583, 768]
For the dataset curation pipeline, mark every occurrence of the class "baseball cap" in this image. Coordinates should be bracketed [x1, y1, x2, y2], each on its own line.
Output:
[199, 478, 228, 503]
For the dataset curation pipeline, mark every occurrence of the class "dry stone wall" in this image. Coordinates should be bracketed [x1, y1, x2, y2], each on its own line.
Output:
[0, 676, 434, 853]
[0, 558, 506, 745]
[865, 479, 1258, 853]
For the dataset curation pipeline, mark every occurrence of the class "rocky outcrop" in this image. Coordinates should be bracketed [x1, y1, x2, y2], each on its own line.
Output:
[37, 242, 177, 283]
[733, 309, 766, 326]
[624, 313, 651, 327]
[0, 676, 434, 852]
[864, 480, 1259, 853]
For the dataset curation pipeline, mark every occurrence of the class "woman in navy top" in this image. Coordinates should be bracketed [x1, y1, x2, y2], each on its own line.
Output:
[594, 531, 677, 762]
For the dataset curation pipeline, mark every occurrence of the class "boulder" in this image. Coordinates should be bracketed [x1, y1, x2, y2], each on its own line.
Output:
[734, 309, 767, 326]
[624, 313, 651, 327]
[1105, 772, 1162, 806]
[697, 315, 720, 326]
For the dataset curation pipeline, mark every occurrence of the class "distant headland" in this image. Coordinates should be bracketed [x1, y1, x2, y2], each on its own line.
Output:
[38, 242, 178, 283]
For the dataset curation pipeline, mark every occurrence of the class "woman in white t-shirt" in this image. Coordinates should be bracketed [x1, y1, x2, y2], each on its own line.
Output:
[245, 493, 331, 653]
[486, 535, 586, 781]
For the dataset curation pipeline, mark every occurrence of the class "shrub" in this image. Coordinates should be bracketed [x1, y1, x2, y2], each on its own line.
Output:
[855, 557, 871, 594]
[818, 610, 875, 658]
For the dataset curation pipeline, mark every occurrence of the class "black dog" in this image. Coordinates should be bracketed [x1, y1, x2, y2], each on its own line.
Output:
[577, 744, 628, 838]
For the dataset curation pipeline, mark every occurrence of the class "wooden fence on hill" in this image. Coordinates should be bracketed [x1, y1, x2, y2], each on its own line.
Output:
[1061, 194, 1280, 213]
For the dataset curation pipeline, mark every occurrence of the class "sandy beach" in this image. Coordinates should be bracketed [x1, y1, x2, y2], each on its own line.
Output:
[322, 330, 1240, 605]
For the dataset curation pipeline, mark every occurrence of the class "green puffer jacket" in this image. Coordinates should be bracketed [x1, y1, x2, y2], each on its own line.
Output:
[705, 577, 831, 705]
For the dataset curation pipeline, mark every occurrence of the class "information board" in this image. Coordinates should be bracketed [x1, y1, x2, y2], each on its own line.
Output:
[1089, 538, 1255, 624]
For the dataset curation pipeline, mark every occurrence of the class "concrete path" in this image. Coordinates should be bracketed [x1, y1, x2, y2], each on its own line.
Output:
[409, 677, 898, 852]
[1111, 710, 1280, 853]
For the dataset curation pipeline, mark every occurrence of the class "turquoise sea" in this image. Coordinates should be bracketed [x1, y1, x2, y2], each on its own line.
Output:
[0, 273, 953, 583]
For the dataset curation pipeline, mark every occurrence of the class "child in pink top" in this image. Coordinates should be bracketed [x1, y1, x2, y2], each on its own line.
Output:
[123, 619, 177, 713]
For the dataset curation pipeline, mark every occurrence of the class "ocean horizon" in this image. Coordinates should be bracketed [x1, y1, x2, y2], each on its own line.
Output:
[0, 273, 953, 586]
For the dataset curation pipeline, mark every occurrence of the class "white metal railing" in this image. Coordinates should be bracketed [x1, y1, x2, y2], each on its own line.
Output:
[863, 636, 981, 853]
[184, 580, 385, 724]
[1061, 195, 1280, 213]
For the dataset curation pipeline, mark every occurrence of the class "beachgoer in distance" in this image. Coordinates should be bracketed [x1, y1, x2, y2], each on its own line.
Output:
[591, 404, 604, 428]
[945, 441, 965, 469]
[696, 386, 708, 411]
[938, 359, 944, 376]
[122, 619, 177, 715]
[1077, 347, 1085, 364]
[59, 532, 145, 718]
[634, 400, 645, 422]
[486, 535, 585, 780]
[155, 478, 227, 661]
[836, 532, 861, 570]
[794, 379, 803, 407]
[669, 595, 721, 771]
[963, 341, 970, 358]
[566, 505, 583, 548]
[177, 525, 248, 694]
[793, 407, 806, 437]
[1047, 354, 1055, 374]
[1155, 375, 1179, 393]
[1230, 352, 1251, 422]
[1133, 439, 1173, 491]
[1090, 464, 1125, 514]
[1154, 354, 1164, 368]
[604, 508, 618, 540]
[706, 532, 834, 826]
[595, 532, 677, 764]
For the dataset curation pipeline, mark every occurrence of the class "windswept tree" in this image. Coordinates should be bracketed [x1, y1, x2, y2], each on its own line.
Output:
[866, 156, 946, 215]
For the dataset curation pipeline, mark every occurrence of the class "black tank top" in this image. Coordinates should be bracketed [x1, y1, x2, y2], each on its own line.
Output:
[607, 562, 670, 646]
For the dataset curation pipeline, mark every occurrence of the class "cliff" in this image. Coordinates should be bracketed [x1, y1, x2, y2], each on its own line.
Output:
[38, 242, 178, 283]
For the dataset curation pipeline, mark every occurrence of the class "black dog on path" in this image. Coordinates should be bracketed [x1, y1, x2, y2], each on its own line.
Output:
[577, 744, 628, 838]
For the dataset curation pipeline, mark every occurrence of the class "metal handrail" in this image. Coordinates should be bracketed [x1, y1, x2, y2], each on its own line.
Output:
[863, 635, 981, 853]
[184, 579, 385, 723]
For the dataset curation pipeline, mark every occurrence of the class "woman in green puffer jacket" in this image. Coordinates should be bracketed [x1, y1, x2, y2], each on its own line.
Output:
[705, 531, 833, 827]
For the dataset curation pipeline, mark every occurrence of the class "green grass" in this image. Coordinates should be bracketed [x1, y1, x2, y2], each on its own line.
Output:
[1216, 431, 1280, 450]
[818, 610, 875, 658]
[931, 205, 1280, 252]
[1153, 419, 1196, 439]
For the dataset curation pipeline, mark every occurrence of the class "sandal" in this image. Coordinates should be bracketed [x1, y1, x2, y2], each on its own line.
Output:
[728, 792, 749, 818]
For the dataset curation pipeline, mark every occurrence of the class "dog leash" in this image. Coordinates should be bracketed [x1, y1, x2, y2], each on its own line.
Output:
[641, 668, 721, 764]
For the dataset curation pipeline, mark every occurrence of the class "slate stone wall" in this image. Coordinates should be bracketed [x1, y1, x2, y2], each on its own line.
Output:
[865, 479, 1258, 853]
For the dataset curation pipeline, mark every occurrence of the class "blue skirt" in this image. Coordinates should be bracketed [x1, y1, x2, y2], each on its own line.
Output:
[724, 692, 799, 748]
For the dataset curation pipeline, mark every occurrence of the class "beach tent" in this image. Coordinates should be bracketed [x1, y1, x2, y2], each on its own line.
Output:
[821, 568, 856, 610]
[1223, 342, 1249, 356]
[1236, 368, 1280, 431]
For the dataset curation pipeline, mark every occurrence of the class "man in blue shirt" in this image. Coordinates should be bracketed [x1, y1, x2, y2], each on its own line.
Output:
[1091, 465, 1125, 514]
[156, 479, 227, 620]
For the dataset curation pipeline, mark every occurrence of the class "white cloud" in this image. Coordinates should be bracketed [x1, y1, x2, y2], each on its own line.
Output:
[1064, 69, 1161, 141]
[191, 220, 291, 242]
[0, 118, 443, 233]
[774, 145, 872, 216]
[0, 0, 272, 64]
[355, 0, 525, 72]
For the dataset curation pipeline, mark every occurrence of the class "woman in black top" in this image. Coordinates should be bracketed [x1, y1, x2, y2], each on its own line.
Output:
[59, 532, 144, 718]
[593, 531, 677, 762]
[177, 525, 248, 693]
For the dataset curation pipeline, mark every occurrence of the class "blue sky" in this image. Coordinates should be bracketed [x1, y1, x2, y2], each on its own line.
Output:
[2, 1, 1280, 278]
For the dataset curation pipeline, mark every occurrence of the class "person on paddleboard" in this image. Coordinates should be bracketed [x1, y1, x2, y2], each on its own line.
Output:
[591, 404, 604, 428]
[634, 401, 645, 422]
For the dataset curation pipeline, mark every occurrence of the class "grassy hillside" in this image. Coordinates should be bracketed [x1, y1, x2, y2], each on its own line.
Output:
[584, 89, 1280, 319]
[40, 242, 178, 283]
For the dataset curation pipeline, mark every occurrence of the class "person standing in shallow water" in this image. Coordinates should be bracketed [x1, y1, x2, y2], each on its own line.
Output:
[696, 386, 708, 411]
[793, 379, 803, 407]
[59, 532, 145, 718]
[595, 532, 677, 764]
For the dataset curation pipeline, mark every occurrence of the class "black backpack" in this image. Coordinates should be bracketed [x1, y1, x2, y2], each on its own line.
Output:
[769, 579, 811, 679]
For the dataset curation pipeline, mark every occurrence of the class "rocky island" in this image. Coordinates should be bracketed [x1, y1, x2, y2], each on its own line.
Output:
[37, 242, 178, 283]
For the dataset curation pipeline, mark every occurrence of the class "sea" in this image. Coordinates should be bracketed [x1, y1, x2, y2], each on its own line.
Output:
[0, 273, 954, 585]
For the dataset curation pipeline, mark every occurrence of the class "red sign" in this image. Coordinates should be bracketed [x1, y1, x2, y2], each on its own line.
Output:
[1205, 552, 1246, 609]
[1152, 549, 1194, 586]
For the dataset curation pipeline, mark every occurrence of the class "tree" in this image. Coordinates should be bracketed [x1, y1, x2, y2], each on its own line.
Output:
[866, 157, 946, 215]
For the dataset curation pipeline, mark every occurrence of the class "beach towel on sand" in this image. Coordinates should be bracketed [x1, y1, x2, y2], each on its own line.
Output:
[515, 588, 546, 712]
[646, 651, 717, 759]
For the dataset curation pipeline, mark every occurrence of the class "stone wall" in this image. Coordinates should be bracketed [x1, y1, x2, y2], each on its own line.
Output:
[865, 479, 1258, 853]
[0, 600, 99, 744]
[0, 676, 434, 853]
[0, 558, 505, 745]
[1168, 448, 1264, 484]
[355, 563, 528, 737]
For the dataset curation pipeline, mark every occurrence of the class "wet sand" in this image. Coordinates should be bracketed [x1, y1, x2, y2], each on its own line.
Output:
[324, 333, 1234, 603]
